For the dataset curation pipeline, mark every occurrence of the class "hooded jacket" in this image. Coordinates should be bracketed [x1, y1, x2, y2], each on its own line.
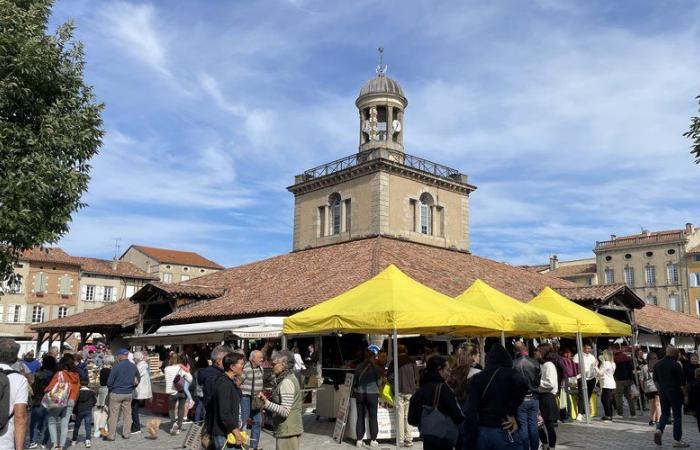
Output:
[465, 345, 528, 444]
[45, 369, 81, 402]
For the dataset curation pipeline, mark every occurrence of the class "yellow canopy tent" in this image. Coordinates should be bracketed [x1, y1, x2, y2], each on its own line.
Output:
[455, 279, 580, 340]
[529, 287, 632, 337]
[529, 287, 632, 423]
[283, 264, 504, 335]
[283, 264, 504, 448]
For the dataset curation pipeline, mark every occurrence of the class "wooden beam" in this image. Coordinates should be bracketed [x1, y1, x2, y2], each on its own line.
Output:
[36, 332, 45, 355]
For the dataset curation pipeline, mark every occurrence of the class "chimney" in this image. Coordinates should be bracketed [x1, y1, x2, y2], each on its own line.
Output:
[111, 259, 118, 271]
[686, 223, 695, 234]
[549, 255, 559, 271]
[610, 234, 617, 240]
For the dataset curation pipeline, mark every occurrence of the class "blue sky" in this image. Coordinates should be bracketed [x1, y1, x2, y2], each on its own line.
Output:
[52, 0, 700, 267]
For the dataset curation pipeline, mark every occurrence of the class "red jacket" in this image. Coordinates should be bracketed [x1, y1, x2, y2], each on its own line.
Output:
[45, 370, 81, 402]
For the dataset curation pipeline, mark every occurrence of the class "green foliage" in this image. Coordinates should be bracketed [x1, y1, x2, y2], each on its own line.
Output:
[0, 0, 104, 282]
[685, 95, 700, 164]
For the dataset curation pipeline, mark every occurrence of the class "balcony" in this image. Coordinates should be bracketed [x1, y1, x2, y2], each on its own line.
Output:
[296, 149, 468, 185]
[595, 230, 686, 251]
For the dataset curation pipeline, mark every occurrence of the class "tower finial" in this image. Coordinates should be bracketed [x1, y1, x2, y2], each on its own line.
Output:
[376, 46, 387, 76]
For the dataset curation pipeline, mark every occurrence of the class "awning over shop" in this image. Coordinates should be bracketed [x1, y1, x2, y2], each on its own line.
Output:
[455, 279, 580, 337]
[126, 316, 285, 345]
[529, 287, 632, 336]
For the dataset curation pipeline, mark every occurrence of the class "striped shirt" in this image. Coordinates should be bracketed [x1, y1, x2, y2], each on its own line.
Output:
[240, 363, 264, 397]
[264, 378, 295, 418]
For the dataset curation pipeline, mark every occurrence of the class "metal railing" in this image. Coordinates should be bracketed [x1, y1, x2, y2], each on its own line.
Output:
[301, 149, 463, 183]
[595, 231, 685, 249]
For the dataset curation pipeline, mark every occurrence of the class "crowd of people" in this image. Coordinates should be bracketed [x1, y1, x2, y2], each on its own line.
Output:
[348, 340, 700, 450]
[0, 334, 698, 450]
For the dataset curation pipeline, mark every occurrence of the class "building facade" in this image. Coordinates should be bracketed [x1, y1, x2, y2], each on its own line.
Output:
[531, 255, 598, 286]
[688, 245, 700, 316]
[119, 245, 224, 283]
[74, 258, 157, 312]
[288, 67, 475, 252]
[594, 224, 700, 314]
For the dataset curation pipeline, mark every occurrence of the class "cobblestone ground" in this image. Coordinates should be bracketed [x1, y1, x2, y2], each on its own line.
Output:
[69, 411, 700, 450]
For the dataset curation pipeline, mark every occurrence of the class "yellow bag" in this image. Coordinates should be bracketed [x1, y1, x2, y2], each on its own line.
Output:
[225, 431, 249, 448]
[380, 383, 394, 407]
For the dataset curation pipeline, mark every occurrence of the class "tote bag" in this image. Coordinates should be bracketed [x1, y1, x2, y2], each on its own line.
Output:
[420, 383, 459, 446]
[41, 372, 70, 409]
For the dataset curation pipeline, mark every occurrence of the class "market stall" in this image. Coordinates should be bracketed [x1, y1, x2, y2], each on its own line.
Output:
[529, 287, 632, 422]
[284, 264, 505, 448]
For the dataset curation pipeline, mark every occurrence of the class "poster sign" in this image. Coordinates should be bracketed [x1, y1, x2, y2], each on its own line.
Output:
[332, 373, 354, 443]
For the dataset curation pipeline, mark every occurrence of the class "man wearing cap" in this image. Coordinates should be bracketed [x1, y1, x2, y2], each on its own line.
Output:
[106, 349, 140, 441]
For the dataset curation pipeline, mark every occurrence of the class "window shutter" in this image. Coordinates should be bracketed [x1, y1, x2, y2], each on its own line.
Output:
[32, 274, 40, 293]
[95, 286, 104, 302]
[112, 287, 117, 301]
[81, 284, 87, 300]
[0, 306, 4, 323]
[125, 285, 135, 298]
[19, 305, 27, 323]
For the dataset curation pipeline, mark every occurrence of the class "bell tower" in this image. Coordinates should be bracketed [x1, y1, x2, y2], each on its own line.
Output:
[288, 50, 476, 252]
[356, 48, 407, 154]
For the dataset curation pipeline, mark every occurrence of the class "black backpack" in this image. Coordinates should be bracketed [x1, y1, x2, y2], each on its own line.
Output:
[0, 369, 19, 436]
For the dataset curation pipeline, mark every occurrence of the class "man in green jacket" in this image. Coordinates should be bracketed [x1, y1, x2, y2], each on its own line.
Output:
[259, 350, 303, 450]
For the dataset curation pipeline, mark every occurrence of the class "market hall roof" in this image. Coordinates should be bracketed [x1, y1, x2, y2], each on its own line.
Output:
[123, 245, 224, 269]
[131, 281, 226, 302]
[554, 283, 645, 308]
[31, 299, 138, 333]
[159, 236, 578, 324]
[635, 303, 700, 336]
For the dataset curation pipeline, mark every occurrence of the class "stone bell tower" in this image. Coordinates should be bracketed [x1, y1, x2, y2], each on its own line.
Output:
[288, 50, 476, 252]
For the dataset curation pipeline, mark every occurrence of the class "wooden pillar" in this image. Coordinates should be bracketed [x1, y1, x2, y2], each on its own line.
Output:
[48, 332, 55, 352]
[36, 332, 45, 355]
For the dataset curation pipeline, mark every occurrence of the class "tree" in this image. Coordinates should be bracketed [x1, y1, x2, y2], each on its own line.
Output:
[0, 0, 103, 283]
[685, 95, 700, 164]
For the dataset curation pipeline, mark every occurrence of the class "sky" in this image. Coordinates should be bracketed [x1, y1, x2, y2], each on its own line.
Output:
[51, 0, 700, 268]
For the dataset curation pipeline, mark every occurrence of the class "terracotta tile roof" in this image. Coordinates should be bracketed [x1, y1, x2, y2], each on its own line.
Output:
[554, 283, 645, 308]
[548, 263, 597, 279]
[519, 264, 550, 273]
[127, 245, 224, 269]
[635, 303, 700, 336]
[132, 281, 226, 300]
[20, 248, 81, 267]
[73, 257, 158, 280]
[688, 245, 700, 255]
[161, 236, 576, 324]
[31, 299, 138, 332]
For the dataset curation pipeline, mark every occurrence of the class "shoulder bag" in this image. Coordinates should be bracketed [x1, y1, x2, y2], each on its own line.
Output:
[419, 383, 459, 446]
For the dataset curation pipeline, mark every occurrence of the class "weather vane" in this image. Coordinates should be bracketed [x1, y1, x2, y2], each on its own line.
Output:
[376, 46, 387, 76]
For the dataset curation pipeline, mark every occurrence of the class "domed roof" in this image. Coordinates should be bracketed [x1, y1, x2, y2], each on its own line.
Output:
[358, 75, 405, 99]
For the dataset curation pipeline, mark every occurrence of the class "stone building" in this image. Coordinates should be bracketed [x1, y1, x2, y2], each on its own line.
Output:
[119, 245, 223, 284]
[72, 257, 157, 312]
[688, 245, 700, 316]
[288, 67, 475, 252]
[594, 224, 700, 314]
[528, 255, 598, 286]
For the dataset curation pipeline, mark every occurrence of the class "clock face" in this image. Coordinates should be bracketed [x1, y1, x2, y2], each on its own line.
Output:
[392, 120, 402, 132]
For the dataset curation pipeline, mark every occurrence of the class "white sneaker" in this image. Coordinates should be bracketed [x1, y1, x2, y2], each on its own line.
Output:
[85, 440, 91, 448]
[672, 441, 690, 448]
[71, 441, 77, 447]
[369, 441, 379, 448]
[170, 424, 179, 435]
[356, 440, 363, 447]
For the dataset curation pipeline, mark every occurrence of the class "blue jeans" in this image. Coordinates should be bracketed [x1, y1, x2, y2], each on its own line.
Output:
[516, 398, 539, 450]
[240, 395, 262, 449]
[47, 400, 75, 448]
[72, 412, 93, 442]
[194, 396, 205, 422]
[477, 426, 522, 450]
[30, 405, 49, 445]
[657, 389, 684, 441]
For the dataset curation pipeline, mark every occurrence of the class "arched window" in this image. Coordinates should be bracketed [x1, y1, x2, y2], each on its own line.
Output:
[329, 193, 342, 235]
[419, 193, 434, 235]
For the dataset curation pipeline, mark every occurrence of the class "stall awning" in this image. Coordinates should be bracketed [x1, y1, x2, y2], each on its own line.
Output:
[126, 316, 285, 345]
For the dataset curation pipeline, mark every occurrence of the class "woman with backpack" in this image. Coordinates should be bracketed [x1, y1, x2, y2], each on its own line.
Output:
[164, 353, 192, 435]
[27, 355, 56, 449]
[44, 353, 81, 450]
[408, 355, 464, 450]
